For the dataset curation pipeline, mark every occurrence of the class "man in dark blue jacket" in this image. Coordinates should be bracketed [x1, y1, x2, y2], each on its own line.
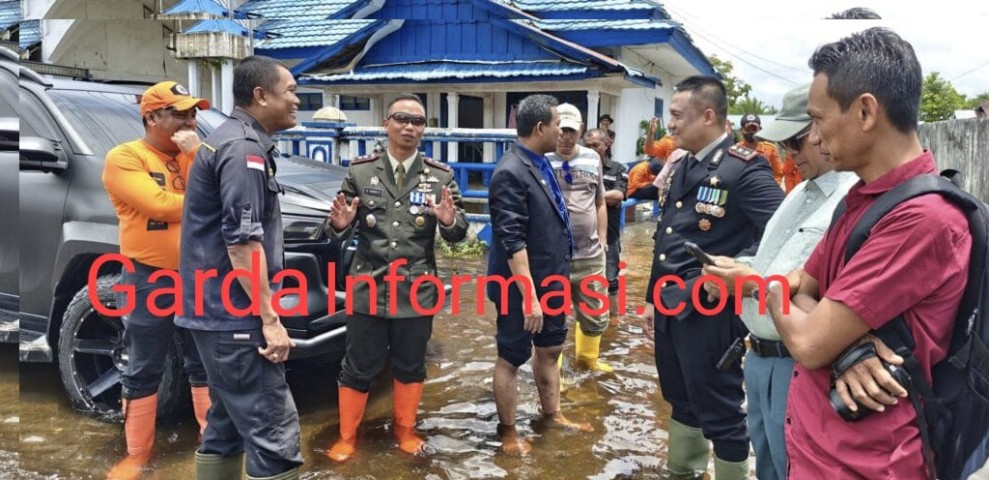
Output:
[487, 94, 593, 456]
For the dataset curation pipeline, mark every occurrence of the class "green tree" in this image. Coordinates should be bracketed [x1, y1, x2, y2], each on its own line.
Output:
[920, 72, 965, 122]
[708, 55, 751, 109]
[963, 91, 989, 109]
[730, 96, 778, 115]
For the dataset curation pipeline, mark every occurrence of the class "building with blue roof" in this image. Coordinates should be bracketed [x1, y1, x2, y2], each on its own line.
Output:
[23, 0, 714, 164]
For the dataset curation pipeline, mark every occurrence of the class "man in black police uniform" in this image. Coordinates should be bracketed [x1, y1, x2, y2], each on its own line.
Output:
[640, 76, 784, 479]
[176, 55, 302, 480]
[326, 93, 468, 462]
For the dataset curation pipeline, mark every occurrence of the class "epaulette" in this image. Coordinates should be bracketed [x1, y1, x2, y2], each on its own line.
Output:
[350, 153, 380, 165]
[199, 142, 216, 153]
[423, 156, 451, 172]
[727, 144, 759, 161]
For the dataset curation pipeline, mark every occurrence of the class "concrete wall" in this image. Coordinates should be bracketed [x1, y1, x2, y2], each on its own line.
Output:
[919, 118, 989, 202]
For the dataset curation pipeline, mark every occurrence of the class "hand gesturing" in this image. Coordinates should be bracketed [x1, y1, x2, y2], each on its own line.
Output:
[329, 193, 360, 231]
[426, 186, 457, 227]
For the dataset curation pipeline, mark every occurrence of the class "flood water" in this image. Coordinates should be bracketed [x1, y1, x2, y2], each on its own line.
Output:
[4, 220, 681, 480]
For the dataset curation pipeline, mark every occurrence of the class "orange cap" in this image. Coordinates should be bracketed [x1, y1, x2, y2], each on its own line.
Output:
[140, 81, 210, 116]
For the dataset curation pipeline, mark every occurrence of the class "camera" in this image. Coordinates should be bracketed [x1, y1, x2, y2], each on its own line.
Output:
[828, 342, 912, 422]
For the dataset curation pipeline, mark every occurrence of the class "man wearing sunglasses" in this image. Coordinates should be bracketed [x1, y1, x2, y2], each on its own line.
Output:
[101, 81, 211, 480]
[700, 83, 857, 480]
[326, 93, 468, 461]
[546, 104, 613, 372]
[737, 113, 788, 191]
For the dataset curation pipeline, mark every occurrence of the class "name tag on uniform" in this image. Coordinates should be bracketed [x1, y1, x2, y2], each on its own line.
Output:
[363, 187, 383, 197]
[603, 175, 616, 181]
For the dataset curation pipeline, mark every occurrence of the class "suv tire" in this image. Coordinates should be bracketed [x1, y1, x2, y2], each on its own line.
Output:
[57, 274, 189, 422]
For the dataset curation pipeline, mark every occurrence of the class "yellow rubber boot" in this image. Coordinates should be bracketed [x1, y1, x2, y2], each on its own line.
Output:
[106, 394, 157, 480]
[327, 386, 369, 462]
[191, 386, 211, 438]
[392, 380, 426, 455]
[575, 327, 614, 372]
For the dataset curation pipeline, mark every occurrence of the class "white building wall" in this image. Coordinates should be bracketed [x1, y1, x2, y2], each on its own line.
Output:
[615, 85, 666, 163]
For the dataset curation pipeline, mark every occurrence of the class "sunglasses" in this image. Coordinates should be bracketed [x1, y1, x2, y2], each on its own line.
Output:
[561, 161, 573, 185]
[387, 112, 427, 127]
[165, 159, 186, 191]
[782, 131, 811, 152]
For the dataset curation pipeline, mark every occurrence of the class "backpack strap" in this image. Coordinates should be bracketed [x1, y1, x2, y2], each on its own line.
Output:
[841, 173, 987, 480]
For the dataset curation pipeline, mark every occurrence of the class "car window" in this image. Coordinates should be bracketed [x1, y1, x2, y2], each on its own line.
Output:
[47, 89, 225, 156]
[19, 91, 59, 141]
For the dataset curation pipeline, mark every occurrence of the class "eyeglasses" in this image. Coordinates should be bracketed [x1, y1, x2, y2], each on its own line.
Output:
[561, 161, 573, 184]
[387, 112, 427, 127]
[782, 131, 811, 153]
[158, 107, 197, 121]
[165, 159, 186, 191]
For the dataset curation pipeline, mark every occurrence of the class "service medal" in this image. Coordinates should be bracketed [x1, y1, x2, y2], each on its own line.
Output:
[698, 219, 711, 231]
[365, 213, 376, 228]
[415, 216, 425, 227]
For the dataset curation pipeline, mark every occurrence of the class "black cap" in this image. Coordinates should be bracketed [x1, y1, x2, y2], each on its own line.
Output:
[599, 114, 614, 123]
[741, 113, 761, 127]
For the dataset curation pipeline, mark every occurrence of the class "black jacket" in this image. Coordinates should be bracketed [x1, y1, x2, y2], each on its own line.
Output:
[486, 145, 572, 306]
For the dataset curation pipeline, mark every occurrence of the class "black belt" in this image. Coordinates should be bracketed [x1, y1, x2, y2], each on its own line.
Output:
[748, 335, 791, 358]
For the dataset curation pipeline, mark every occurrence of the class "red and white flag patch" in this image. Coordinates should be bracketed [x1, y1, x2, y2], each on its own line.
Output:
[246, 155, 265, 171]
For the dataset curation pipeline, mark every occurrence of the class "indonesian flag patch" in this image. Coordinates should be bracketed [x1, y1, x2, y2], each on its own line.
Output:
[246, 155, 265, 171]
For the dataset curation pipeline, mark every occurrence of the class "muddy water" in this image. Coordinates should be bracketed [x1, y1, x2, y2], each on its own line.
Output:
[4, 221, 706, 479]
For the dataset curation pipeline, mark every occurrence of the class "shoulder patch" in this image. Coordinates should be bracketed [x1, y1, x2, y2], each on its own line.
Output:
[350, 153, 381, 165]
[727, 144, 759, 161]
[423, 156, 451, 172]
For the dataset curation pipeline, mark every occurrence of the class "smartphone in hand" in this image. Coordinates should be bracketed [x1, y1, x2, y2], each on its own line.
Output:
[684, 241, 716, 266]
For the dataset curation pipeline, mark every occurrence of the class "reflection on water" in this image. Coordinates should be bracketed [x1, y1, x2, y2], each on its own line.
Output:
[4, 221, 716, 479]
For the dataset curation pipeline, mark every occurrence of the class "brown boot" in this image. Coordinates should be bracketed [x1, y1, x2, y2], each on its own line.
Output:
[392, 380, 426, 455]
[106, 394, 157, 480]
[327, 386, 369, 462]
[191, 386, 211, 438]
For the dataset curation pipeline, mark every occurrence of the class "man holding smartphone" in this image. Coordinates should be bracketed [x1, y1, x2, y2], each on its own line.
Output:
[641, 76, 783, 479]
[700, 84, 857, 480]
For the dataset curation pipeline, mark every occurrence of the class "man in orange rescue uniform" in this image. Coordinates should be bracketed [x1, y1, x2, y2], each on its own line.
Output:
[101, 81, 211, 480]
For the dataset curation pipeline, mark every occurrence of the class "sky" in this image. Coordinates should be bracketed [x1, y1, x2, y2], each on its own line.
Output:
[659, 0, 989, 110]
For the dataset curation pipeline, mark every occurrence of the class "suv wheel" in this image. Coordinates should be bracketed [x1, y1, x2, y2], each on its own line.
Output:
[57, 274, 190, 422]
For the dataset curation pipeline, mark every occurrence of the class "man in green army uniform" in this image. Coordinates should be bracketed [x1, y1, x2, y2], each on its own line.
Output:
[325, 93, 468, 461]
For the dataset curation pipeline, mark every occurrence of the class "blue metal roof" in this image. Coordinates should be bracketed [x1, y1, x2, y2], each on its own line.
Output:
[531, 18, 679, 31]
[0, 1, 19, 32]
[236, 0, 359, 20]
[503, 0, 656, 11]
[19, 19, 40, 49]
[163, 0, 228, 16]
[183, 19, 250, 35]
[257, 19, 378, 50]
[301, 60, 591, 84]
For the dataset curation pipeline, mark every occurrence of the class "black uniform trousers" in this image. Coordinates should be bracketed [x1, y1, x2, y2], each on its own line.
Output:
[653, 304, 750, 462]
[338, 313, 433, 392]
[191, 329, 303, 477]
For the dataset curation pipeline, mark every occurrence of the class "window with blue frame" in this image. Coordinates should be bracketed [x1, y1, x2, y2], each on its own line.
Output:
[297, 92, 324, 111]
[340, 95, 370, 111]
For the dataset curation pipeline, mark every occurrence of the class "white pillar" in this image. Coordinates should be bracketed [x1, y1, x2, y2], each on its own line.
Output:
[210, 65, 221, 112]
[587, 90, 600, 134]
[370, 96, 380, 123]
[334, 94, 341, 108]
[483, 94, 494, 162]
[447, 92, 459, 163]
[187, 61, 201, 98]
[221, 59, 234, 115]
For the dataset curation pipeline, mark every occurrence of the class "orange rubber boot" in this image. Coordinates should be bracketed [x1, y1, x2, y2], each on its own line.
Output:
[327, 386, 369, 462]
[191, 386, 211, 437]
[392, 380, 426, 455]
[106, 394, 157, 480]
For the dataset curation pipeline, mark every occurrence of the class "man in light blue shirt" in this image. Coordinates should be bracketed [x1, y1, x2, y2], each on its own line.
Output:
[701, 84, 858, 480]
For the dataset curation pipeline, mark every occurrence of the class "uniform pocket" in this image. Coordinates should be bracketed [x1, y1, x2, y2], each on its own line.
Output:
[214, 335, 261, 393]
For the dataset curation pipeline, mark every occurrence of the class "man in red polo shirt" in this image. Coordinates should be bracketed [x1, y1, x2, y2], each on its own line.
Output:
[764, 27, 971, 478]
